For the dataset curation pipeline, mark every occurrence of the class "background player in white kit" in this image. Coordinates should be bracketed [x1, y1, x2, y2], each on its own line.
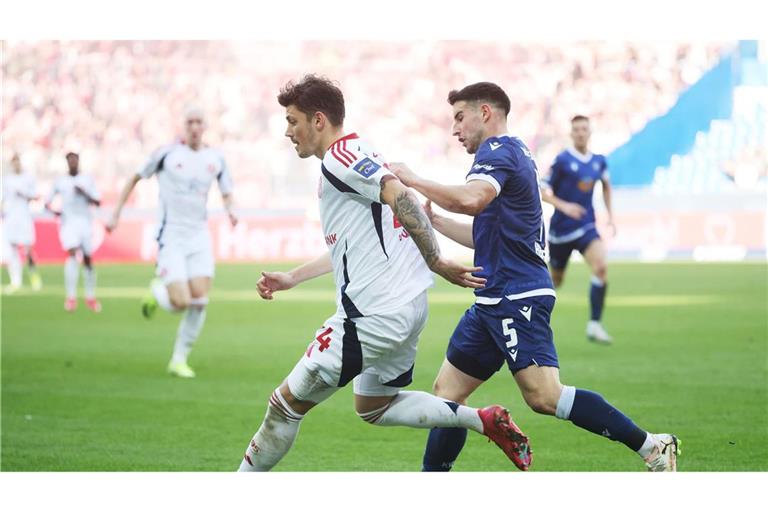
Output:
[45, 152, 102, 312]
[238, 75, 531, 472]
[2, 153, 43, 293]
[106, 107, 238, 378]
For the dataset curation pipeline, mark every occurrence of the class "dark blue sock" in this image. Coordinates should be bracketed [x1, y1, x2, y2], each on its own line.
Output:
[589, 278, 607, 321]
[422, 427, 468, 471]
[566, 389, 646, 451]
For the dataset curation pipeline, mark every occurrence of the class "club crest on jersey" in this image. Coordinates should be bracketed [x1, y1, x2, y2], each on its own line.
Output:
[352, 158, 381, 178]
[570, 162, 579, 172]
[208, 163, 217, 174]
[592, 161, 601, 171]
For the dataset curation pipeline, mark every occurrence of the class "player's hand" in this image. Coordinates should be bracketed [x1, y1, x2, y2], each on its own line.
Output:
[561, 202, 586, 220]
[105, 215, 119, 233]
[432, 258, 486, 289]
[606, 219, 617, 237]
[388, 162, 419, 187]
[257, 271, 297, 300]
[228, 211, 239, 227]
[423, 199, 436, 222]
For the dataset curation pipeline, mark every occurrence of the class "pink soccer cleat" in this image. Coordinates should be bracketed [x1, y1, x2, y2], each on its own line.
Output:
[85, 298, 102, 313]
[478, 405, 532, 471]
[64, 297, 77, 312]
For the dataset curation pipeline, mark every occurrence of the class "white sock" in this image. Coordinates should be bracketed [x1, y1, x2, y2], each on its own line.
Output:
[84, 267, 97, 299]
[637, 433, 656, 458]
[170, 298, 208, 364]
[64, 256, 79, 298]
[360, 391, 484, 433]
[7, 246, 22, 287]
[555, 385, 576, 420]
[238, 389, 304, 472]
[152, 280, 176, 312]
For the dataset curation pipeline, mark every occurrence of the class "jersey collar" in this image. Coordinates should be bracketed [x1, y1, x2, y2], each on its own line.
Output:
[327, 132, 359, 149]
[566, 147, 593, 163]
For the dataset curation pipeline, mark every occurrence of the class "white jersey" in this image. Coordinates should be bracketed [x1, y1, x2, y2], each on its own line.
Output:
[2, 172, 37, 221]
[47, 174, 100, 222]
[319, 133, 433, 318]
[138, 143, 233, 238]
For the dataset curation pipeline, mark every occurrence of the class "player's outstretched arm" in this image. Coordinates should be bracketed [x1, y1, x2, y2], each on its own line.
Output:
[106, 174, 141, 232]
[381, 177, 485, 289]
[257, 252, 333, 300]
[425, 200, 475, 249]
[540, 185, 586, 220]
[389, 162, 495, 216]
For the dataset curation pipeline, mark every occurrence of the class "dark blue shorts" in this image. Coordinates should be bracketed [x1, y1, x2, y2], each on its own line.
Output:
[447, 295, 559, 380]
[548, 228, 601, 271]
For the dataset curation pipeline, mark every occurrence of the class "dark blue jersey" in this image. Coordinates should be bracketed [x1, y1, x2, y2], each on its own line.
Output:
[466, 135, 553, 302]
[544, 148, 608, 243]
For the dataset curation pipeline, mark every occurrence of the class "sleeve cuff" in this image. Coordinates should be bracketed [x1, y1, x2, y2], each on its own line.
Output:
[466, 174, 501, 196]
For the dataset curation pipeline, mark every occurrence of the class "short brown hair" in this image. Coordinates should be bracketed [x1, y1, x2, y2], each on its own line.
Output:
[277, 74, 345, 126]
[571, 115, 590, 124]
[447, 82, 511, 116]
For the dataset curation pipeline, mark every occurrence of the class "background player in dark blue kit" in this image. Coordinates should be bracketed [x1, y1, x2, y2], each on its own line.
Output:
[391, 82, 679, 472]
[541, 115, 615, 343]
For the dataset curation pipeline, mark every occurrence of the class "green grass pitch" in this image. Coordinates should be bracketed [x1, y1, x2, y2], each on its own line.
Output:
[1, 262, 766, 471]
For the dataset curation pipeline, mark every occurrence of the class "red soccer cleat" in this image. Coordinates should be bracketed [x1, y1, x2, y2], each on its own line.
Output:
[64, 297, 77, 312]
[478, 405, 532, 471]
[85, 298, 102, 313]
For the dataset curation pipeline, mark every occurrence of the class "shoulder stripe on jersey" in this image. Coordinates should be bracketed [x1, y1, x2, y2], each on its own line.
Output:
[331, 143, 353, 167]
[321, 164, 360, 195]
[339, 140, 356, 162]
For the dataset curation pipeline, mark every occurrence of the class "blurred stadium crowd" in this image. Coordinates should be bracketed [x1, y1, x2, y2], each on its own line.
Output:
[1, 40, 744, 212]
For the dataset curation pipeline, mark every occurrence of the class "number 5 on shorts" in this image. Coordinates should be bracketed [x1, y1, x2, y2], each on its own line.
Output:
[502, 318, 518, 361]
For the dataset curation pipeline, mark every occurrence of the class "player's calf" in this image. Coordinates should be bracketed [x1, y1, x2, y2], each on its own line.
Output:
[238, 388, 305, 472]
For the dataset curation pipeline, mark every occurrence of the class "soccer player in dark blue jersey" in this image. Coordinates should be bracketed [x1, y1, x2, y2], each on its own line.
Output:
[390, 82, 679, 472]
[541, 115, 615, 343]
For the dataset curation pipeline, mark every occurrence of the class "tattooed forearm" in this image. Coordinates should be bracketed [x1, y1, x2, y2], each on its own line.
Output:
[393, 189, 441, 268]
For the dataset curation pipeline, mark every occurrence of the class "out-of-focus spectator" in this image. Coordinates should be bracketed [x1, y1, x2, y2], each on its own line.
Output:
[1, 41, 730, 211]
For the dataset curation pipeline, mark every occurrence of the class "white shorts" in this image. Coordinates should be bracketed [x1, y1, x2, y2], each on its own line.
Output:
[4, 214, 35, 246]
[286, 291, 429, 402]
[156, 229, 214, 285]
[59, 218, 93, 254]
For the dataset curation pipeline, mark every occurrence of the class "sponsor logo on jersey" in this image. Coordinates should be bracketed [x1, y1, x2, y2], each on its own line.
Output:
[352, 157, 381, 178]
[577, 178, 595, 192]
[489, 141, 502, 151]
[472, 163, 496, 172]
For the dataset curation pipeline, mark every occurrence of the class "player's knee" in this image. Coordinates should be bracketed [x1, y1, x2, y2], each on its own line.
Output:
[355, 395, 395, 424]
[169, 294, 191, 310]
[594, 265, 607, 282]
[522, 390, 558, 416]
[432, 379, 467, 404]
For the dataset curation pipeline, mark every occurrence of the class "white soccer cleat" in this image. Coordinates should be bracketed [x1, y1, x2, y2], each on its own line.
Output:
[587, 320, 613, 344]
[644, 433, 681, 472]
[167, 361, 196, 378]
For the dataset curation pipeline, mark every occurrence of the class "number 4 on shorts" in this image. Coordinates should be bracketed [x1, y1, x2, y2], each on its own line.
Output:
[306, 326, 333, 357]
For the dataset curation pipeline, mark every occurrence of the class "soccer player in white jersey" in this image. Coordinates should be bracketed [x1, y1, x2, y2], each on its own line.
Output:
[2, 153, 43, 293]
[237, 75, 533, 472]
[45, 152, 102, 312]
[106, 107, 238, 378]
